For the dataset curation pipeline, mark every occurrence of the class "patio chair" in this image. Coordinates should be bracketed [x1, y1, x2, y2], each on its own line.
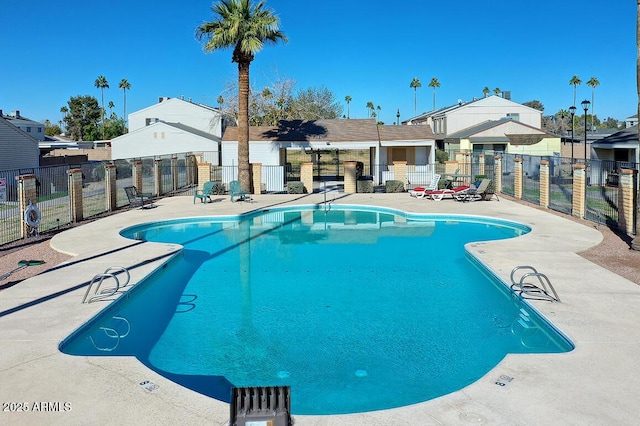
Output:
[230, 180, 250, 202]
[454, 179, 492, 202]
[124, 186, 155, 209]
[408, 174, 440, 198]
[427, 184, 472, 201]
[193, 181, 215, 204]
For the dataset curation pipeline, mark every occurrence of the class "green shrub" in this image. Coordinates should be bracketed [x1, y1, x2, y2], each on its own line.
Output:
[385, 180, 404, 193]
[357, 180, 374, 193]
[435, 149, 449, 163]
[287, 181, 305, 194]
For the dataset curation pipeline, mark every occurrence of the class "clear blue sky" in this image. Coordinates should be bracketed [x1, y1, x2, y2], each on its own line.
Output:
[1, 0, 636, 127]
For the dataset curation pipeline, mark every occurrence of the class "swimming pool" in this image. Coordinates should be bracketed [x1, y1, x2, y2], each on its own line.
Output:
[60, 205, 573, 415]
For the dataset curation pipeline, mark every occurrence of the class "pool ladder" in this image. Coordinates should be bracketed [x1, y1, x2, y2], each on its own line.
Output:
[81, 266, 131, 303]
[510, 266, 560, 302]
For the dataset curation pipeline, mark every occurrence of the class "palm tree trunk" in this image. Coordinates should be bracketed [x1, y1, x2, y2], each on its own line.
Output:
[238, 61, 252, 192]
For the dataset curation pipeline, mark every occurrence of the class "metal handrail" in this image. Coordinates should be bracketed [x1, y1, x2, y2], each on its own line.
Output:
[81, 266, 130, 303]
[510, 265, 560, 302]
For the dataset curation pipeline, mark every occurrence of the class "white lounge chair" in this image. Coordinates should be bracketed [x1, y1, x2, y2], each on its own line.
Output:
[428, 185, 472, 201]
[408, 174, 441, 198]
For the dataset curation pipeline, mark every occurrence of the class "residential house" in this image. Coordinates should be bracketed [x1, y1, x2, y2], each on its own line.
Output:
[0, 110, 46, 142]
[590, 125, 639, 185]
[110, 97, 223, 161]
[221, 119, 436, 188]
[403, 95, 544, 153]
[625, 114, 638, 128]
[0, 112, 40, 171]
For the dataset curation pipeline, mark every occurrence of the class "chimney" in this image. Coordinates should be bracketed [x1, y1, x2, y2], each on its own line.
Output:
[0, 109, 3, 117]
[158, 97, 169, 103]
[503, 91, 511, 100]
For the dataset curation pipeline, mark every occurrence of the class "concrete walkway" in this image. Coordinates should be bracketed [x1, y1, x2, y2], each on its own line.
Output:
[1, 192, 639, 425]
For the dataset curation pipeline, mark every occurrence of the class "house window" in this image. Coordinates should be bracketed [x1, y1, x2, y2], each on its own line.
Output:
[37, 127, 42, 133]
[26, 127, 31, 132]
[506, 113, 520, 121]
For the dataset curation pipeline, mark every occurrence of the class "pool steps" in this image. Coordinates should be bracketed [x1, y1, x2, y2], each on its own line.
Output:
[509, 265, 560, 302]
[81, 266, 131, 304]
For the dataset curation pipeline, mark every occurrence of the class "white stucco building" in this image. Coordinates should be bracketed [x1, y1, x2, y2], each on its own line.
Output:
[110, 97, 223, 161]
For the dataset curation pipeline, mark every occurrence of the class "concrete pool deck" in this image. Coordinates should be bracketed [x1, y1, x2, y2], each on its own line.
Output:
[1, 192, 639, 425]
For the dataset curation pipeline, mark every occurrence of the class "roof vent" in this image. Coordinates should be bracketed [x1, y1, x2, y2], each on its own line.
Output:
[503, 91, 511, 100]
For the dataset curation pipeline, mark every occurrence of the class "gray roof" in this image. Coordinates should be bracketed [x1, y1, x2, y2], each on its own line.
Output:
[591, 125, 638, 147]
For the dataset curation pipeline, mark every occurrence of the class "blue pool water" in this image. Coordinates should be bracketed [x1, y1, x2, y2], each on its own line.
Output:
[60, 206, 573, 415]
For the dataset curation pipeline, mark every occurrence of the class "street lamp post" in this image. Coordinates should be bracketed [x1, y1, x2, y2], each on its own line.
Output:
[396, 109, 400, 125]
[569, 106, 576, 163]
[581, 100, 591, 162]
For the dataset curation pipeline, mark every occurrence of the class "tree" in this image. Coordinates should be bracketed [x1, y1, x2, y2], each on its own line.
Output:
[94, 75, 109, 139]
[62, 95, 102, 141]
[493, 87, 501, 96]
[196, 0, 287, 192]
[108, 100, 115, 116]
[523, 100, 544, 112]
[345, 95, 352, 119]
[586, 76, 600, 131]
[118, 78, 131, 133]
[482, 86, 490, 97]
[428, 77, 440, 110]
[366, 101, 375, 118]
[569, 75, 582, 107]
[44, 121, 62, 136]
[409, 77, 421, 115]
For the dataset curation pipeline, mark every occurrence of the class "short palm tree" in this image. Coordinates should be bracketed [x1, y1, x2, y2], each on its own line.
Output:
[428, 77, 440, 110]
[586, 76, 600, 131]
[493, 87, 501, 96]
[569, 75, 582, 108]
[482, 86, 490, 97]
[118, 78, 131, 133]
[94, 75, 109, 139]
[345, 95, 352, 119]
[409, 77, 421, 115]
[196, 0, 287, 191]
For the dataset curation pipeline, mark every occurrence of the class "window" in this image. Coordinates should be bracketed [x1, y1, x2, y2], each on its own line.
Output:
[506, 113, 520, 121]
[37, 127, 42, 133]
[26, 127, 31, 132]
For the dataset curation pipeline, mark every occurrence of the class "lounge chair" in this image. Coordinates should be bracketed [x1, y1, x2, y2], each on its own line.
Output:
[124, 186, 154, 209]
[230, 180, 249, 202]
[408, 174, 441, 198]
[427, 185, 471, 201]
[454, 179, 492, 202]
[193, 181, 215, 204]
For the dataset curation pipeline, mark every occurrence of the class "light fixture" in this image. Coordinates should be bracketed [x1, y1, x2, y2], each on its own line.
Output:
[581, 100, 590, 162]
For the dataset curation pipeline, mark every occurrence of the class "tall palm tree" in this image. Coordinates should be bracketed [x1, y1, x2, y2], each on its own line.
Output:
[428, 77, 440, 110]
[196, 0, 287, 191]
[94, 75, 109, 139]
[409, 77, 421, 115]
[345, 95, 352, 119]
[482, 86, 490, 97]
[366, 101, 374, 118]
[376, 105, 381, 124]
[586, 76, 600, 131]
[493, 87, 501, 96]
[569, 75, 582, 108]
[118, 78, 131, 133]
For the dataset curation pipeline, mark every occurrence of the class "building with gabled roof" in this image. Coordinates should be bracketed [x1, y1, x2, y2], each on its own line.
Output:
[0, 113, 40, 171]
[110, 96, 223, 161]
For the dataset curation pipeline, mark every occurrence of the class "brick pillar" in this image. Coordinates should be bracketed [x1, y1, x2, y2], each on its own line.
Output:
[478, 154, 485, 177]
[251, 163, 262, 195]
[618, 168, 636, 235]
[132, 160, 143, 191]
[494, 156, 502, 193]
[16, 174, 37, 238]
[300, 162, 314, 193]
[344, 161, 357, 193]
[539, 160, 550, 208]
[104, 164, 117, 211]
[572, 164, 586, 219]
[154, 158, 162, 196]
[172, 156, 179, 191]
[393, 161, 407, 189]
[514, 158, 523, 199]
[68, 168, 84, 223]
[197, 162, 212, 190]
